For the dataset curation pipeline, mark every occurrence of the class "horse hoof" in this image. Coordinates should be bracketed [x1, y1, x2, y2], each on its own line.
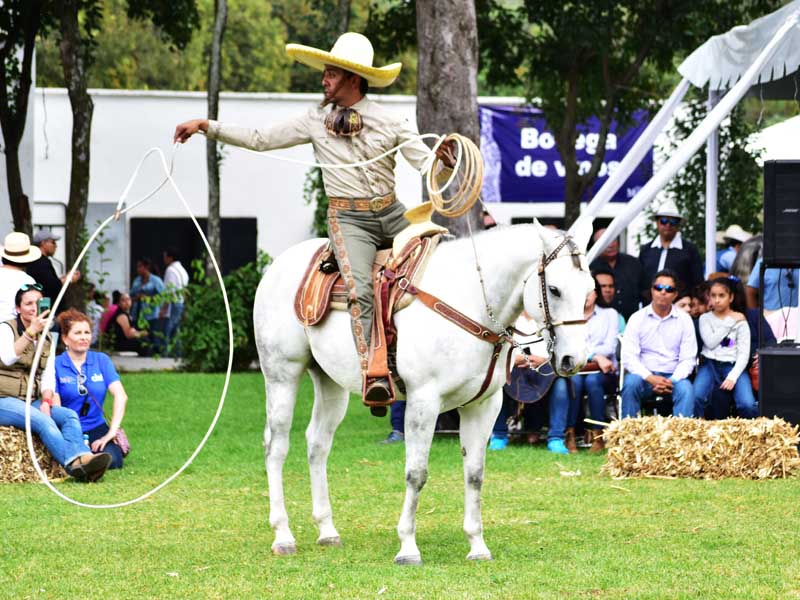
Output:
[317, 536, 342, 547]
[272, 542, 297, 556]
[467, 552, 493, 561]
[394, 554, 423, 566]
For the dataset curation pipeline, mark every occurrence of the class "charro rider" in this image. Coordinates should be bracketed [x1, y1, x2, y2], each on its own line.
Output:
[174, 32, 455, 415]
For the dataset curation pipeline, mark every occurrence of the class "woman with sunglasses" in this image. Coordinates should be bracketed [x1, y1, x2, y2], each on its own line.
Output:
[54, 308, 128, 469]
[0, 284, 112, 481]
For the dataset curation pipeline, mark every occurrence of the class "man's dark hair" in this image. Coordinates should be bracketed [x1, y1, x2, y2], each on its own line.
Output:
[111, 290, 121, 304]
[164, 246, 180, 261]
[137, 257, 153, 271]
[358, 75, 368, 96]
[651, 269, 678, 289]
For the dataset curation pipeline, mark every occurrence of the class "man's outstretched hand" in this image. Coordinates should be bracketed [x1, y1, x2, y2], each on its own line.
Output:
[173, 119, 209, 144]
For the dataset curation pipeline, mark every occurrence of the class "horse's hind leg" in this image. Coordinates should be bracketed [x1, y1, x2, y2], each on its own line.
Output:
[263, 360, 305, 555]
[457, 389, 503, 561]
[306, 365, 349, 547]
[395, 389, 440, 566]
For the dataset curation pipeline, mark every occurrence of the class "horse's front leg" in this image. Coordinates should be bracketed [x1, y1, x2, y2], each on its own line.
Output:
[457, 388, 503, 561]
[306, 367, 349, 547]
[395, 390, 440, 566]
[263, 363, 303, 555]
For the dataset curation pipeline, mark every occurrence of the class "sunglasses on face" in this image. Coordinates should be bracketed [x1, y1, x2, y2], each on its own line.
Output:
[19, 283, 44, 292]
[658, 217, 680, 226]
[652, 283, 677, 293]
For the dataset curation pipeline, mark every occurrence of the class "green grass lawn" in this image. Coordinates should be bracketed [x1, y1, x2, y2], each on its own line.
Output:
[2, 372, 800, 599]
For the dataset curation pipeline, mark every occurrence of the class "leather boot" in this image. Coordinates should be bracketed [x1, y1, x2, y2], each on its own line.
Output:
[564, 427, 578, 454]
[588, 429, 605, 453]
[363, 375, 395, 417]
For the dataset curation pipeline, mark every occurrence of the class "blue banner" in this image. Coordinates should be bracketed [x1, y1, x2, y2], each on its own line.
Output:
[479, 105, 652, 203]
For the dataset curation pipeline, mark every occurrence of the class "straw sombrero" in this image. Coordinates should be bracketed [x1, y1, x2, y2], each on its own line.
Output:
[286, 32, 401, 88]
[0, 232, 41, 264]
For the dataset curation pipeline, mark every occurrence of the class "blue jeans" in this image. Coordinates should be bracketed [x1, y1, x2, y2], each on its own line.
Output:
[694, 360, 757, 418]
[548, 378, 579, 441]
[0, 397, 90, 467]
[571, 372, 611, 430]
[165, 303, 184, 357]
[621, 372, 694, 418]
[390, 400, 405, 433]
[85, 422, 125, 469]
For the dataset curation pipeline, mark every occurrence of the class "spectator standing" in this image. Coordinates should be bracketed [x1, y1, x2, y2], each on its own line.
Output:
[26, 229, 80, 312]
[746, 257, 799, 313]
[620, 270, 697, 418]
[694, 277, 757, 418]
[589, 229, 647, 321]
[85, 288, 106, 345]
[0, 232, 38, 321]
[716, 225, 751, 273]
[638, 201, 703, 293]
[130, 258, 165, 353]
[161, 248, 190, 356]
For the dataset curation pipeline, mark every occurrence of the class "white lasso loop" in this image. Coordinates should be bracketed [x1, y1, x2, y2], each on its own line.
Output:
[23, 144, 234, 509]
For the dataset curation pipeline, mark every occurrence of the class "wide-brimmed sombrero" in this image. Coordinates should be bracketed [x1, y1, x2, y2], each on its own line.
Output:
[286, 32, 401, 88]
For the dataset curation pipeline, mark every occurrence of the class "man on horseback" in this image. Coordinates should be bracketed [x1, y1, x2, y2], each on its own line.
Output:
[174, 32, 454, 415]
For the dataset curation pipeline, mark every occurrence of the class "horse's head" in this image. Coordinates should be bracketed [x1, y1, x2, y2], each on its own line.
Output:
[524, 217, 595, 377]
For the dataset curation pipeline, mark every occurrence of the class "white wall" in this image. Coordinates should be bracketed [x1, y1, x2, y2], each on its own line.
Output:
[23, 88, 643, 290]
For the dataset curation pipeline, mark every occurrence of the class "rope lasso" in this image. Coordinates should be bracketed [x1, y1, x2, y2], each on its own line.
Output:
[22, 143, 235, 509]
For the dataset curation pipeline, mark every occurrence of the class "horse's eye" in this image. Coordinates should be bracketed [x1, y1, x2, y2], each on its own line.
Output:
[548, 285, 561, 298]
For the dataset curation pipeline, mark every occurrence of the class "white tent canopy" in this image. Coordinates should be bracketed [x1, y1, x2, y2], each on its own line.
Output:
[580, 0, 800, 271]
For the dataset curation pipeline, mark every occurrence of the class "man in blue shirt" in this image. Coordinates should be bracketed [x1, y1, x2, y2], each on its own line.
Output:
[130, 257, 165, 354]
[746, 258, 799, 312]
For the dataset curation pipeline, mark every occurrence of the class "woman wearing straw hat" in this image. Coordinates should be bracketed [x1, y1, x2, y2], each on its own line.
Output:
[0, 232, 39, 322]
[174, 32, 454, 415]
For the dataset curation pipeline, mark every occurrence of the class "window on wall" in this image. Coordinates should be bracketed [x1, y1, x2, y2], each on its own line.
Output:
[129, 217, 257, 281]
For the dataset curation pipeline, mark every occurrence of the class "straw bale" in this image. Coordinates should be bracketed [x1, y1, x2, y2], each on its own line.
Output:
[602, 416, 800, 480]
[0, 426, 67, 483]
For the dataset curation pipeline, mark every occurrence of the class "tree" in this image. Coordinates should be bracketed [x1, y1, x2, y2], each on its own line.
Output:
[0, 1, 52, 235]
[206, 0, 226, 277]
[369, 0, 782, 229]
[47, 0, 198, 280]
[415, 0, 481, 236]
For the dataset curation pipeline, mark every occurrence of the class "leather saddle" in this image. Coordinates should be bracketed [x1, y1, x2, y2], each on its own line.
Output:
[294, 233, 442, 329]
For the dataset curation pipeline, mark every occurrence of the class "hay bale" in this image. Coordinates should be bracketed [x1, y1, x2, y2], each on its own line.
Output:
[0, 426, 67, 483]
[602, 416, 800, 480]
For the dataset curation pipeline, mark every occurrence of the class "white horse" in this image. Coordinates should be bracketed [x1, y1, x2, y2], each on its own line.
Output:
[254, 218, 595, 564]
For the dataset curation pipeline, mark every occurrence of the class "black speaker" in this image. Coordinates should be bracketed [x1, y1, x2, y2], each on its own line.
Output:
[763, 160, 800, 265]
[759, 345, 800, 424]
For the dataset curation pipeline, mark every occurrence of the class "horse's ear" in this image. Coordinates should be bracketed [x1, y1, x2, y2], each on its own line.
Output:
[570, 215, 594, 253]
[533, 218, 559, 252]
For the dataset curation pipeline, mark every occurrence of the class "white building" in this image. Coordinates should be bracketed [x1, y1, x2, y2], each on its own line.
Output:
[1, 89, 633, 293]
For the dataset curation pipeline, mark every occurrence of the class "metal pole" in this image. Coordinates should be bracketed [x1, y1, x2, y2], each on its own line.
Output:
[705, 87, 721, 276]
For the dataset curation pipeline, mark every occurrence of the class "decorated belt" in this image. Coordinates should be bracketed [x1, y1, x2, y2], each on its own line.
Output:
[329, 193, 395, 212]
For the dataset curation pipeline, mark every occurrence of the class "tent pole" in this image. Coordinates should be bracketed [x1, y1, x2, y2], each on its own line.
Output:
[705, 88, 721, 275]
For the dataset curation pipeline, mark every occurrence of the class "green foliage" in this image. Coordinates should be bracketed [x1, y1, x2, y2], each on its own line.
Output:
[303, 167, 328, 238]
[644, 99, 764, 256]
[36, 0, 290, 92]
[179, 252, 271, 372]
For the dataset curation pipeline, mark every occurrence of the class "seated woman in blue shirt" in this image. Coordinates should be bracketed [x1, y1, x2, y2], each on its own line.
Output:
[55, 308, 129, 469]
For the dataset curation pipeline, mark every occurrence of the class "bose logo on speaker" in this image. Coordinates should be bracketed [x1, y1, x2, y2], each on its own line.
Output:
[782, 208, 800, 214]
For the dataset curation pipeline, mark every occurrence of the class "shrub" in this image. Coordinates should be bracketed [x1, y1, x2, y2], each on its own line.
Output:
[179, 252, 271, 372]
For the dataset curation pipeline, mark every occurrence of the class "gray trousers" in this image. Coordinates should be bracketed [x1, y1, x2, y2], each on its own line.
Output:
[327, 201, 409, 373]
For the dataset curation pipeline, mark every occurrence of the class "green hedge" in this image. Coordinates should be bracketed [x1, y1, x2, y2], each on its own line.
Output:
[180, 252, 271, 371]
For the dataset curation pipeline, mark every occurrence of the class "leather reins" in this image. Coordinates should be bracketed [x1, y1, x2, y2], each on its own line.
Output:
[387, 233, 588, 404]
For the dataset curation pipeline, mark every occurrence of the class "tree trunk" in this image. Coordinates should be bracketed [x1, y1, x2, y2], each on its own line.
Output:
[0, 0, 44, 236]
[206, 0, 227, 277]
[337, 0, 351, 33]
[415, 0, 481, 237]
[57, 0, 93, 309]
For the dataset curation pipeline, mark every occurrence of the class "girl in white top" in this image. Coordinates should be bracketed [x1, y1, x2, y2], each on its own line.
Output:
[693, 276, 757, 418]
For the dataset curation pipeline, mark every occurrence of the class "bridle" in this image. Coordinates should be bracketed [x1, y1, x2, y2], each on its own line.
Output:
[523, 234, 589, 359]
